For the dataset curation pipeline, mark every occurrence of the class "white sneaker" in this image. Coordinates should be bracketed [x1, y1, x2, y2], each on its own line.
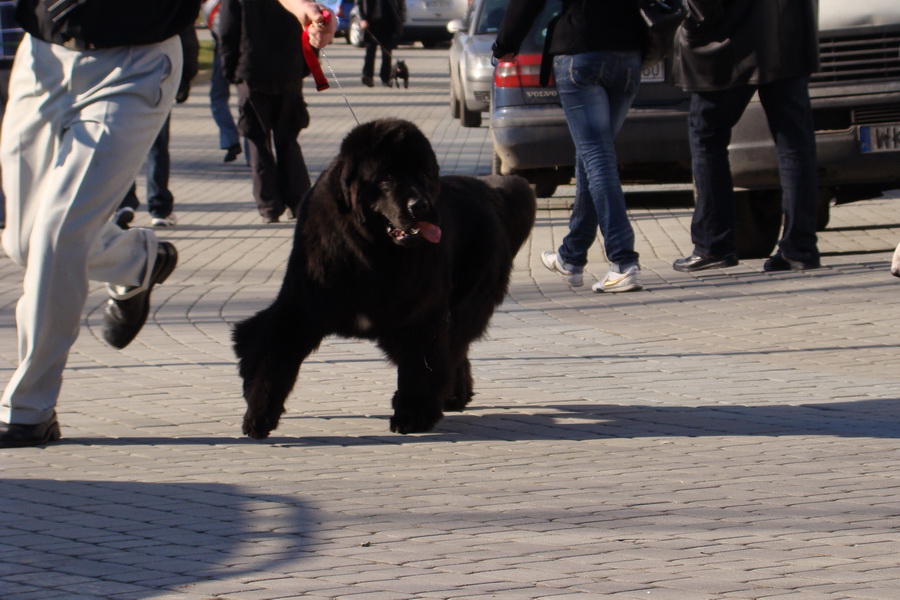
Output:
[151, 214, 177, 227]
[541, 251, 583, 287]
[593, 265, 642, 293]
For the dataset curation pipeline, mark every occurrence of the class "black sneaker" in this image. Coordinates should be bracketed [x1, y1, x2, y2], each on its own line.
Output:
[0, 412, 61, 448]
[224, 143, 242, 163]
[113, 207, 135, 229]
[102, 242, 178, 349]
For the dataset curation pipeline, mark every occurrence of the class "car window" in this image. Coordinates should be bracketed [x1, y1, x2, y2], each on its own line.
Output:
[476, 0, 508, 34]
[518, 0, 561, 53]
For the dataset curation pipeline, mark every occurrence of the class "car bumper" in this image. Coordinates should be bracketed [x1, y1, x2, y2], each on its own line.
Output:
[491, 103, 691, 177]
[464, 77, 492, 113]
[730, 90, 900, 192]
[402, 24, 453, 42]
[491, 105, 573, 173]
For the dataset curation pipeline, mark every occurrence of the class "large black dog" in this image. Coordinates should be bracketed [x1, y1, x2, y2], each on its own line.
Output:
[233, 118, 536, 438]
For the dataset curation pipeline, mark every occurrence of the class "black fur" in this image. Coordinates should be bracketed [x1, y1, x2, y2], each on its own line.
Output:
[390, 59, 409, 88]
[232, 118, 536, 438]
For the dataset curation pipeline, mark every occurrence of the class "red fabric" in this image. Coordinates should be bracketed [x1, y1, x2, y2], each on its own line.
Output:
[302, 9, 330, 92]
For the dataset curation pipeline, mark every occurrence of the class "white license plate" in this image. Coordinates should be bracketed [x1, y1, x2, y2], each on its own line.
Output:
[425, 0, 452, 9]
[641, 62, 665, 83]
[859, 124, 900, 153]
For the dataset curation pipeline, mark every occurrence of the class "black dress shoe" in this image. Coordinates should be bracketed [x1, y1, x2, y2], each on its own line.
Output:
[361, 75, 374, 87]
[224, 143, 242, 163]
[672, 253, 739, 272]
[0, 412, 61, 448]
[763, 251, 821, 272]
[102, 242, 178, 349]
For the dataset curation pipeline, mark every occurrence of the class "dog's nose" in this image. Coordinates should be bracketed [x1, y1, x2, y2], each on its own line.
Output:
[407, 197, 430, 219]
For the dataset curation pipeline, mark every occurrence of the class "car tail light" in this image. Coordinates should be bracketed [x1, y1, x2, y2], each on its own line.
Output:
[494, 54, 552, 88]
[336, 4, 344, 18]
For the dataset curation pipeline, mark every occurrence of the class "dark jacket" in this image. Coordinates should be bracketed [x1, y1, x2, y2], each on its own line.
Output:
[219, 0, 309, 90]
[0, 2, 24, 67]
[356, 0, 405, 33]
[14, 0, 200, 48]
[492, 0, 646, 60]
[176, 25, 200, 103]
[674, 0, 819, 92]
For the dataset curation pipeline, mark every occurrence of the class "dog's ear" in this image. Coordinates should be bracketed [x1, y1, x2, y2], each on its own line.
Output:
[324, 155, 354, 215]
[337, 154, 369, 224]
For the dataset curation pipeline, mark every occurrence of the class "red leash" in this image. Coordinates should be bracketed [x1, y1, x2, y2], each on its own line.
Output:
[302, 9, 330, 91]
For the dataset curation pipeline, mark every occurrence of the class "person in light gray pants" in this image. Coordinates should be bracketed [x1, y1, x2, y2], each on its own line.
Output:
[0, 34, 182, 444]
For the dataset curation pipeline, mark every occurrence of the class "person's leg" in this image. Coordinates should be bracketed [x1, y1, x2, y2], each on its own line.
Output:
[113, 183, 140, 229]
[379, 31, 395, 85]
[686, 85, 756, 258]
[237, 84, 282, 220]
[209, 38, 240, 151]
[0, 66, 9, 228]
[553, 51, 641, 271]
[758, 76, 819, 264]
[557, 155, 597, 268]
[362, 36, 377, 83]
[146, 114, 174, 220]
[1, 36, 180, 426]
[272, 90, 311, 218]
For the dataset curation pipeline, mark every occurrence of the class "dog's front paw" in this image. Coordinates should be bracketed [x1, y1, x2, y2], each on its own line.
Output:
[442, 393, 473, 412]
[390, 407, 442, 434]
[242, 410, 280, 440]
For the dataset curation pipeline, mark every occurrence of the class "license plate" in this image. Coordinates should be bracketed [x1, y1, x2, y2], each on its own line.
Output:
[859, 124, 900, 153]
[425, 0, 452, 9]
[641, 62, 665, 83]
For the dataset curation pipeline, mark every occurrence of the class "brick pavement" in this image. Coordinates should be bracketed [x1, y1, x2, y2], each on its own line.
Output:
[1, 43, 899, 600]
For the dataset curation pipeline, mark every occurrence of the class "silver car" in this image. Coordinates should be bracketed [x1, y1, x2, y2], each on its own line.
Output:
[447, 0, 508, 128]
[348, 0, 468, 48]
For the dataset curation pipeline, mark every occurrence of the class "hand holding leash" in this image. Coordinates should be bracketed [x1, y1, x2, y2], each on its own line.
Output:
[302, 9, 330, 91]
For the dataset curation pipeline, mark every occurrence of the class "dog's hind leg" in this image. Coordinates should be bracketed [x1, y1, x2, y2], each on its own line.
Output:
[233, 302, 321, 439]
[443, 355, 473, 412]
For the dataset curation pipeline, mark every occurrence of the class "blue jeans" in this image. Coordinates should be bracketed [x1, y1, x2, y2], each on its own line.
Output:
[553, 50, 641, 271]
[119, 114, 173, 218]
[688, 75, 819, 262]
[210, 39, 239, 150]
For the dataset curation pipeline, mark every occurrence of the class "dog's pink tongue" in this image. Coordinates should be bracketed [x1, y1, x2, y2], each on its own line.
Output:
[416, 221, 441, 244]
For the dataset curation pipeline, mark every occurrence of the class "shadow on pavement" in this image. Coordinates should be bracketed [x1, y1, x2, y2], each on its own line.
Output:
[63, 398, 900, 447]
[0, 479, 316, 598]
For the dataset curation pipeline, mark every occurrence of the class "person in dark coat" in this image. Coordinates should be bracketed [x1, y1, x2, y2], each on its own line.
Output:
[671, 0, 822, 272]
[357, 0, 405, 87]
[219, 0, 313, 223]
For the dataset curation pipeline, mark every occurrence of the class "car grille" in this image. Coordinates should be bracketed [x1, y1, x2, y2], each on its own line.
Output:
[812, 28, 900, 85]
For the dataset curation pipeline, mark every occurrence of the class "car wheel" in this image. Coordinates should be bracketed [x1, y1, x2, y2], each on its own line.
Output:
[348, 17, 364, 47]
[460, 103, 482, 128]
[817, 187, 832, 231]
[449, 72, 461, 119]
[734, 190, 782, 259]
[533, 181, 558, 198]
[528, 170, 559, 198]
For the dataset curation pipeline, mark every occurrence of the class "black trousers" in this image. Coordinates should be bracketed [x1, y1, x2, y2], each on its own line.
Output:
[688, 76, 819, 262]
[237, 83, 311, 219]
[362, 22, 398, 84]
